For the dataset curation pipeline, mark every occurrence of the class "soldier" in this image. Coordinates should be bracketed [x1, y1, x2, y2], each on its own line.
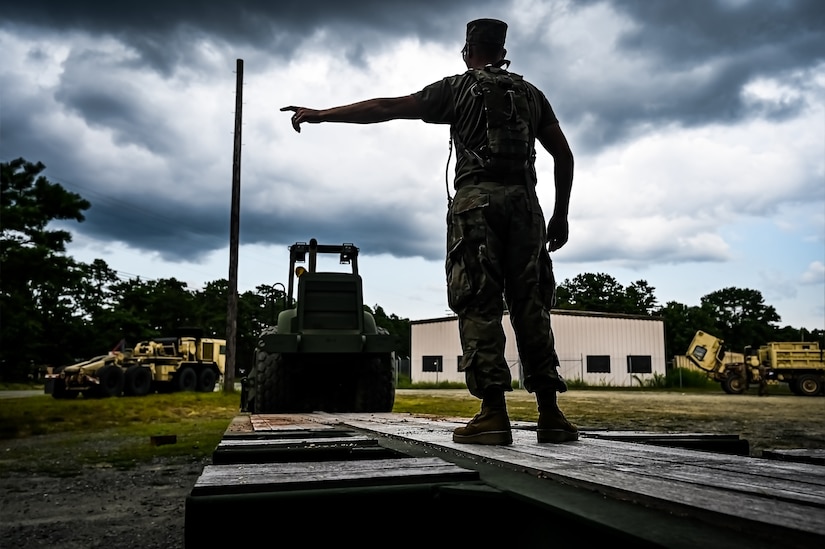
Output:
[758, 364, 769, 396]
[282, 18, 576, 445]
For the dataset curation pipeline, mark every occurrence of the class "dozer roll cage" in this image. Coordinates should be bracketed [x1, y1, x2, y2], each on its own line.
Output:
[285, 239, 359, 305]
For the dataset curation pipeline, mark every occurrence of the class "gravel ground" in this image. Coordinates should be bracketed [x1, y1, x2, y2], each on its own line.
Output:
[2, 389, 823, 548]
[0, 455, 206, 549]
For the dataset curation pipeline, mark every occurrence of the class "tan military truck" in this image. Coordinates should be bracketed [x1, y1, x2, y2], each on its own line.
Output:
[46, 328, 226, 398]
[686, 330, 825, 396]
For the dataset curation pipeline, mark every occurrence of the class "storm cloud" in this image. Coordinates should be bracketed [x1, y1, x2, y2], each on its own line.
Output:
[1, 0, 823, 327]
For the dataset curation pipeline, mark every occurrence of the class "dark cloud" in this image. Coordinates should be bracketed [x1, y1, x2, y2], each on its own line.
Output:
[2, 0, 822, 270]
[0, 0, 486, 74]
[542, 0, 825, 148]
[51, 170, 442, 263]
[611, 0, 824, 67]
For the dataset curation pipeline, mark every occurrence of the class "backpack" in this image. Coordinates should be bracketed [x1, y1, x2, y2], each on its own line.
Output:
[461, 66, 535, 174]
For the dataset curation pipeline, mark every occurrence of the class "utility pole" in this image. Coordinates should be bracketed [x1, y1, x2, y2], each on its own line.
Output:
[225, 58, 243, 392]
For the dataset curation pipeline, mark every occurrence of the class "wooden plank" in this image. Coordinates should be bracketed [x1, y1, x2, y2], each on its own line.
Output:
[216, 435, 378, 449]
[191, 456, 479, 496]
[585, 430, 744, 441]
[583, 430, 750, 455]
[333, 414, 823, 486]
[326, 414, 825, 538]
[763, 448, 825, 466]
[211, 434, 397, 464]
[249, 413, 334, 431]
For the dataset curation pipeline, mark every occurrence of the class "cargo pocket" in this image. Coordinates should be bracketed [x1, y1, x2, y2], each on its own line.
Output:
[445, 190, 489, 314]
[446, 237, 473, 313]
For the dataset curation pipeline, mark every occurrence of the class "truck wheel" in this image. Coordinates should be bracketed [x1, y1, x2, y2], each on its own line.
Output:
[721, 374, 746, 395]
[197, 368, 217, 392]
[124, 366, 152, 397]
[354, 356, 396, 412]
[176, 367, 198, 392]
[796, 374, 822, 397]
[95, 365, 124, 398]
[51, 379, 77, 399]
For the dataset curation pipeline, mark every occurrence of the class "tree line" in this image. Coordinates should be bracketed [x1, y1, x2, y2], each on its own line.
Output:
[1, 158, 822, 382]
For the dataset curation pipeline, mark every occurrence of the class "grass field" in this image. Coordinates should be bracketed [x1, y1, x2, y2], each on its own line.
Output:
[0, 384, 822, 473]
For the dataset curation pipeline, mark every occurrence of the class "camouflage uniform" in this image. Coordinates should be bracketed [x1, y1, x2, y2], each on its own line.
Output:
[413, 62, 568, 399]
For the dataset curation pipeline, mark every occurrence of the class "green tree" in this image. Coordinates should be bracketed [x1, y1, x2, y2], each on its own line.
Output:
[92, 277, 155, 346]
[195, 279, 232, 337]
[700, 287, 780, 352]
[555, 273, 657, 316]
[555, 273, 625, 312]
[658, 301, 717, 359]
[625, 280, 659, 316]
[65, 259, 124, 357]
[367, 304, 411, 358]
[254, 283, 288, 328]
[192, 279, 263, 377]
[102, 277, 197, 344]
[1, 158, 91, 380]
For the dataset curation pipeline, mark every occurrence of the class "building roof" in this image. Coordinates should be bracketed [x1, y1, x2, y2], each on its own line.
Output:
[410, 309, 664, 325]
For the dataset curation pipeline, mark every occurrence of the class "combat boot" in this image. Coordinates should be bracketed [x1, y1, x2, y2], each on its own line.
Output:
[453, 406, 513, 445]
[536, 390, 578, 443]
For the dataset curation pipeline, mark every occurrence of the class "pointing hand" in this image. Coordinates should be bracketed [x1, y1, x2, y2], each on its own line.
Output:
[280, 106, 321, 133]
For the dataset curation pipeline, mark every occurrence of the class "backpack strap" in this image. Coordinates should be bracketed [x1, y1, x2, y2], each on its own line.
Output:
[463, 67, 535, 175]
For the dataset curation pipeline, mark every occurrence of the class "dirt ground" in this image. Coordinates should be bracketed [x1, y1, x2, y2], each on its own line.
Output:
[1, 389, 822, 548]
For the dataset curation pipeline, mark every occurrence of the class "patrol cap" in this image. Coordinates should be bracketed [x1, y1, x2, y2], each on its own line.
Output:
[466, 18, 507, 46]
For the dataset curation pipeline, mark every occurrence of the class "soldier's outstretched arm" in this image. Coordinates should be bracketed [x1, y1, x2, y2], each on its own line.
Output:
[281, 96, 423, 133]
[537, 122, 574, 252]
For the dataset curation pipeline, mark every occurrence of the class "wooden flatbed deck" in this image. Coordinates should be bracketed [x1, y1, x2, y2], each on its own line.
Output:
[185, 413, 825, 548]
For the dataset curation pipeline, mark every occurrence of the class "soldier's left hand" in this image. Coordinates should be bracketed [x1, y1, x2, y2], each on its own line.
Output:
[546, 216, 569, 252]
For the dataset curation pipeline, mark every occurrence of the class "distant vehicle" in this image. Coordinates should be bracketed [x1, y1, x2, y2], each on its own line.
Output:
[45, 328, 226, 398]
[686, 330, 825, 396]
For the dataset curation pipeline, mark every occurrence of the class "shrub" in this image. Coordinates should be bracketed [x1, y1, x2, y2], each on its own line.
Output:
[665, 367, 716, 389]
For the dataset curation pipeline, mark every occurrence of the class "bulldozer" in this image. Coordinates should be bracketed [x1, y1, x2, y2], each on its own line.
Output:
[241, 239, 398, 413]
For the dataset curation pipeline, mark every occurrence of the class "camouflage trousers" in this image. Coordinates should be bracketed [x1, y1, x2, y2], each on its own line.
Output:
[445, 181, 566, 399]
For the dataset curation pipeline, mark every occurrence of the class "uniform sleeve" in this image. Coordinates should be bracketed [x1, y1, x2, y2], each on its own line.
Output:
[412, 77, 456, 125]
[531, 85, 559, 130]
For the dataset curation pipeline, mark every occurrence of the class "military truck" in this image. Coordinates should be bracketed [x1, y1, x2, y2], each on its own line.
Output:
[242, 239, 398, 413]
[46, 328, 226, 399]
[685, 330, 825, 396]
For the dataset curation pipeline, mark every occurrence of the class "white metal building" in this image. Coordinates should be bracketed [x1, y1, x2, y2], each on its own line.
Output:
[411, 309, 666, 387]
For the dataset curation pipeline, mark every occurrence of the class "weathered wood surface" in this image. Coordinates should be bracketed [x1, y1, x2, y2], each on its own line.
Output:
[763, 448, 825, 466]
[239, 412, 825, 540]
[216, 435, 378, 449]
[192, 456, 479, 496]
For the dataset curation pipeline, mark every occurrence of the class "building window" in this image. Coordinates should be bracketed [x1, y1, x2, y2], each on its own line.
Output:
[586, 355, 611, 373]
[422, 356, 443, 372]
[627, 355, 652, 374]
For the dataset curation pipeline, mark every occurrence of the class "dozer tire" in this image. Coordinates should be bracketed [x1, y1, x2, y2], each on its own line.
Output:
[796, 374, 823, 397]
[176, 366, 198, 392]
[124, 366, 152, 397]
[197, 368, 217, 392]
[256, 350, 305, 413]
[94, 365, 124, 398]
[354, 355, 396, 412]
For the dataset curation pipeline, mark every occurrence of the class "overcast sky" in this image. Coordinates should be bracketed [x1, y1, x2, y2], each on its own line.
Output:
[1, 0, 823, 331]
